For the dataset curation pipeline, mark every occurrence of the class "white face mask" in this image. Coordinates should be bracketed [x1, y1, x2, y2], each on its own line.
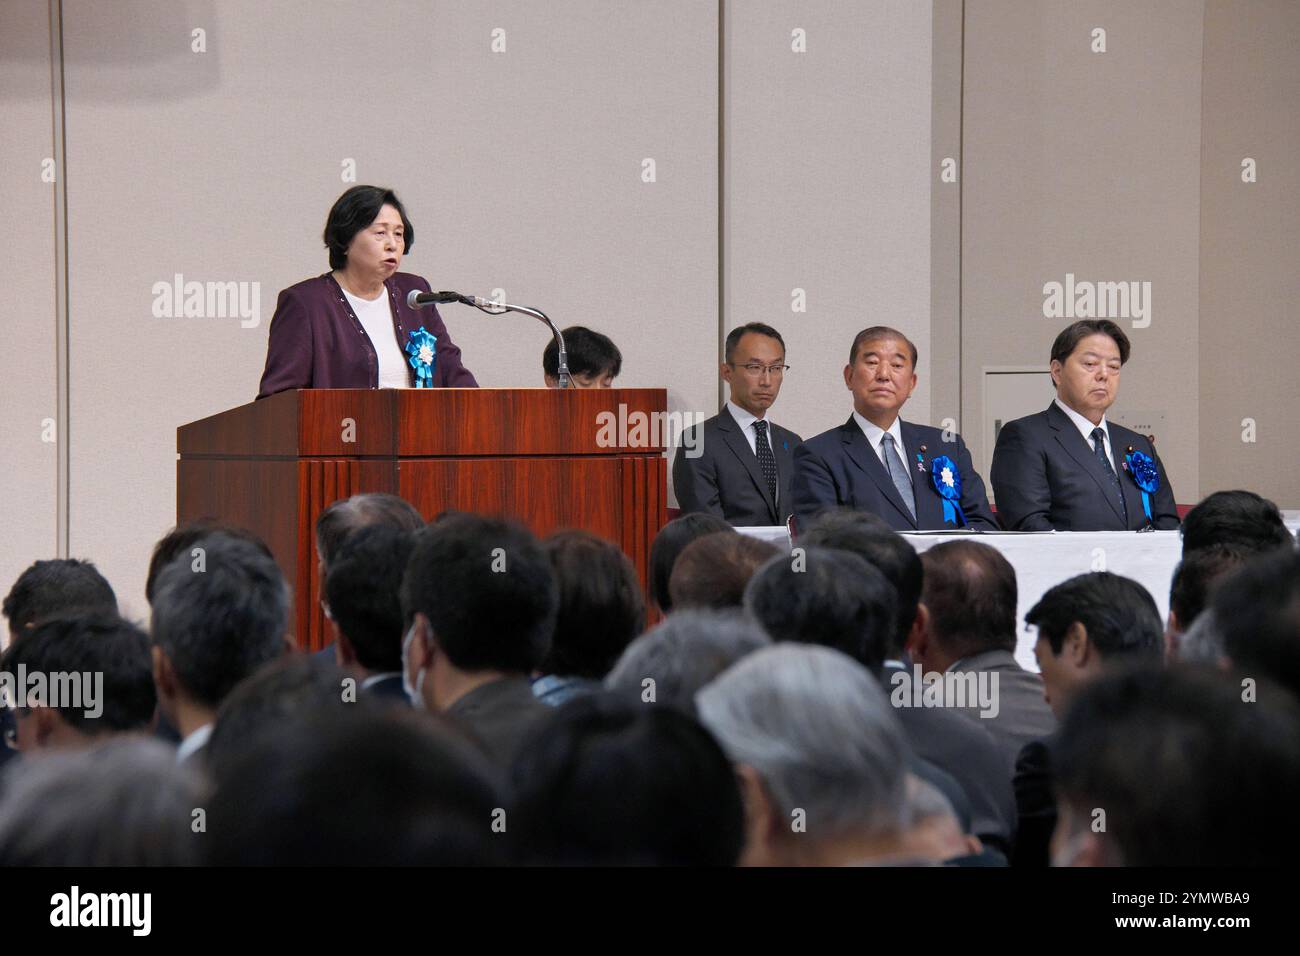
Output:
[401, 621, 428, 710]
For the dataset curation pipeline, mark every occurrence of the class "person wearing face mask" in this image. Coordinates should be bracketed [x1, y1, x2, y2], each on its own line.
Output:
[256, 185, 478, 398]
[990, 319, 1179, 531]
[791, 327, 997, 532]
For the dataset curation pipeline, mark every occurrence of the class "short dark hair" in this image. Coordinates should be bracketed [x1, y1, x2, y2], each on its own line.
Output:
[539, 531, 645, 680]
[1209, 548, 1300, 700]
[1049, 319, 1131, 367]
[849, 326, 919, 367]
[400, 514, 557, 674]
[150, 533, 289, 709]
[0, 612, 155, 734]
[724, 323, 786, 364]
[801, 513, 921, 656]
[543, 326, 622, 379]
[2, 559, 116, 634]
[919, 541, 1017, 657]
[207, 710, 505, 865]
[745, 547, 899, 672]
[1181, 490, 1294, 557]
[668, 532, 780, 611]
[1169, 545, 1249, 632]
[147, 520, 275, 605]
[315, 493, 424, 570]
[1055, 665, 1300, 866]
[649, 514, 734, 612]
[325, 525, 416, 673]
[323, 185, 413, 270]
[1025, 572, 1163, 662]
[509, 694, 745, 865]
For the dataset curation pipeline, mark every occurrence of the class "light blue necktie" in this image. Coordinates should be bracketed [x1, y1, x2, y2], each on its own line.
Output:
[881, 433, 916, 522]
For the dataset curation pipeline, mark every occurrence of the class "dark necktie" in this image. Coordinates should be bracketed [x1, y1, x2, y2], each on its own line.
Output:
[1091, 426, 1128, 523]
[881, 433, 917, 522]
[753, 420, 778, 511]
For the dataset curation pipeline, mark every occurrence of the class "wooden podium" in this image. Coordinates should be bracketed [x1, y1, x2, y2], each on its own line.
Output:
[176, 388, 668, 650]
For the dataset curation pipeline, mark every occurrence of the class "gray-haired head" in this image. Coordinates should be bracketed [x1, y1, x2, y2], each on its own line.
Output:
[1176, 606, 1227, 665]
[604, 609, 770, 716]
[151, 532, 289, 709]
[695, 643, 910, 840]
[0, 738, 205, 865]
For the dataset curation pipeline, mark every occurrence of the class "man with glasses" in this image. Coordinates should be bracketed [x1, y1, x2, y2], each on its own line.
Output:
[673, 323, 802, 527]
[791, 326, 997, 532]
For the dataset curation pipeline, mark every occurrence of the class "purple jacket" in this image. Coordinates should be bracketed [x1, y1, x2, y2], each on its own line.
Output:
[256, 272, 478, 398]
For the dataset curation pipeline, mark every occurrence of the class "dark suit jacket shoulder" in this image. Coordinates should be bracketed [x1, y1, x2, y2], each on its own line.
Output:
[446, 676, 551, 767]
[672, 406, 802, 526]
[990, 403, 1179, 531]
[791, 416, 997, 533]
[950, 650, 1056, 769]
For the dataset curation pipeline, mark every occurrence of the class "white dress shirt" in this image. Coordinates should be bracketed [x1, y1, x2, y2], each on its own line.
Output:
[176, 722, 213, 764]
[1054, 397, 1113, 463]
[343, 287, 410, 389]
[727, 400, 780, 505]
[851, 411, 913, 486]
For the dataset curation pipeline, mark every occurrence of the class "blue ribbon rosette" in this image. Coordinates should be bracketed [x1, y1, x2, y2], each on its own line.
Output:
[1124, 449, 1159, 523]
[405, 327, 437, 388]
[930, 455, 968, 527]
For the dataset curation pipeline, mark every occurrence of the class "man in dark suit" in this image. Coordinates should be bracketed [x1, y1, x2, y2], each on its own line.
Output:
[990, 319, 1179, 531]
[673, 323, 802, 526]
[791, 327, 997, 532]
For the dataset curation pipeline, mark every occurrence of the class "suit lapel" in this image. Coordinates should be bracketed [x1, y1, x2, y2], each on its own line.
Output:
[900, 421, 946, 529]
[840, 417, 918, 529]
[718, 407, 776, 523]
[1046, 403, 1126, 524]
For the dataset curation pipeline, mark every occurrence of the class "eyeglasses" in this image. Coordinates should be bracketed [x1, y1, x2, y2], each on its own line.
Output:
[729, 363, 790, 378]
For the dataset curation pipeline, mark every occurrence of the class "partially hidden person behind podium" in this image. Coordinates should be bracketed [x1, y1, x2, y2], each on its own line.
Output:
[672, 323, 802, 527]
[791, 327, 997, 532]
[256, 185, 478, 398]
[990, 319, 1178, 531]
[543, 326, 622, 388]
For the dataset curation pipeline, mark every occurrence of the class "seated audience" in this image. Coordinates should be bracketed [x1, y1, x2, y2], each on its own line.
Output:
[667, 531, 778, 611]
[324, 524, 416, 703]
[604, 609, 770, 716]
[1052, 666, 1300, 866]
[400, 513, 557, 765]
[0, 612, 155, 754]
[697, 644, 913, 866]
[648, 513, 733, 613]
[1180, 489, 1295, 556]
[145, 519, 275, 606]
[509, 694, 745, 865]
[1165, 544, 1248, 660]
[543, 325, 622, 388]
[902, 776, 1000, 866]
[1203, 548, 1300, 701]
[150, 532, 290, 767]
[2, 558, 117, 642]
[533, 531, 645, 706]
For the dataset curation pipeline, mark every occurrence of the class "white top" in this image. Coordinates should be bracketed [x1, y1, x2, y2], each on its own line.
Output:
[852, 410, 912, 486]
[176, 722, 213, 764]
[727, 400, 779, 504]
[343, 288, 410, 389]
[1054, 397, 1113, 463]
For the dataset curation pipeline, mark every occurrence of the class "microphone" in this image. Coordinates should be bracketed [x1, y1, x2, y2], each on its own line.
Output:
[406, 289, 464, 309]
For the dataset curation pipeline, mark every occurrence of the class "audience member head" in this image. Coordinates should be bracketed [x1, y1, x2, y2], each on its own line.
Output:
[649, 513, 733, 612]
[150, 532, 290, 735]
[744, 547, 898, 673]
[400, 514, 557, 710]
[1053, 665, 1300, 866]
[315, 492, 424, 574]
[146, 520, 274, 605]
[543, 326, 622, 388]
[901, 775, 984, 864]
[668, 532, 779, 611]
[510, 694, 744, 865]
[1025, 572, 1163, 719]
[208, 710, 505, 864]
[325, 524, 416, 676]
[2, 558, 116, 642]
[801, 510, 920, 657]
[696, 644, 911, 866]
[538, 530, 645, 680]
[1208, 548, 1300, 701]
[0, 612, 155, 753]
[913, 540, 1017, 673]
[604, 609, 770, 715]
[1180, 489, 1294, 557]
[0, 739, 203, 865]
[1166, 544, 1248, 658]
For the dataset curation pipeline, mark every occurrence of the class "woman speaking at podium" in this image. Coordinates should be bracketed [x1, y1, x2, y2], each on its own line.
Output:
[256, 185, 478, 398]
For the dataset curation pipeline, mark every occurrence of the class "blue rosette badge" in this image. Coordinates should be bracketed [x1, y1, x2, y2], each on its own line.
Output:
[930, 455, 968, 527]
[405, 327, 437, 388]
[1124, 449, 1159, 523]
